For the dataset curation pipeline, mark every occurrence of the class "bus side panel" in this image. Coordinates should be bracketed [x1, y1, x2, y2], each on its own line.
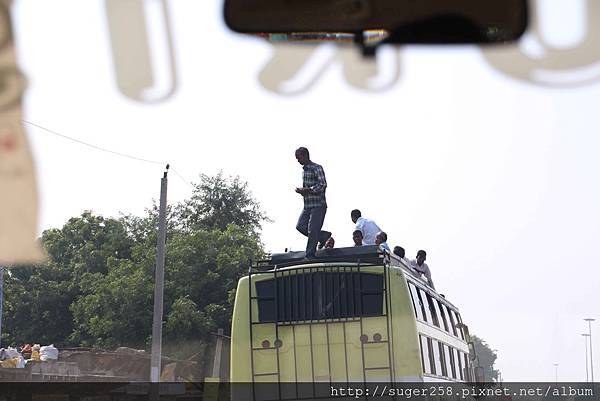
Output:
[389, 268, 423, 381]
[230, 276, 252, 382]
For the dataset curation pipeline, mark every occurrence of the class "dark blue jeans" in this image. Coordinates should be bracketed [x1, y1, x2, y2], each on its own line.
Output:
[296, 206, 327, 258]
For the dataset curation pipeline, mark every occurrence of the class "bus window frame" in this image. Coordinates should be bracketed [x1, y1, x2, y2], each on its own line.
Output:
[455, 312, 466, 340]
[437, 340, 448, 377]
[416, 287, 432, 324]
[463, 352, 471, 381]
[457, 349, 464, 380]
[435, 299, 450, 332]
[408, 281, 426, 321]
[445, 344, 457, 379]
[431, 339, 444, 377]
[446, 304, 459, 337]
[409, 279, 468, 340]
[424, 292, 440, 328]
[419, 334, 434, 375]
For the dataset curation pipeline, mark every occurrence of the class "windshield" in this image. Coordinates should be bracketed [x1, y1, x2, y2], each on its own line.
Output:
[1, 0, 598, 387]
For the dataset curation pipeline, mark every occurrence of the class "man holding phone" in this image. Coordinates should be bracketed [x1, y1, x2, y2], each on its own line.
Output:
[294, 147, 330, 259]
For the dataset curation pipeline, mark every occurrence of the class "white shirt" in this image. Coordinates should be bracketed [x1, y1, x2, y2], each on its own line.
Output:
[378, 242, 390, 252]
[411, 260, 435, 289]
[355, 217, 382, 245]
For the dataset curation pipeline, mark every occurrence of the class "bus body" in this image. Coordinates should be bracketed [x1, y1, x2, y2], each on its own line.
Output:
[230, 245, 473, 392]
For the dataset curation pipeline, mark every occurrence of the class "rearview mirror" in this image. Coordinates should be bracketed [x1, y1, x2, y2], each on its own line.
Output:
[224, 0, 528, 46]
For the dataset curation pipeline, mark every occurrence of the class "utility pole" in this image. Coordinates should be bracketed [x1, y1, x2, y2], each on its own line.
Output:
[585, 318, 595, 382]
[150, 165, 169, 384]
[583, 333, 590, 382]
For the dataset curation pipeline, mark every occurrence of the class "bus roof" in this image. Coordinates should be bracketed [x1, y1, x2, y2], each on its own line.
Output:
[252, 245, 459, 310]
[256, 245, 386, 269]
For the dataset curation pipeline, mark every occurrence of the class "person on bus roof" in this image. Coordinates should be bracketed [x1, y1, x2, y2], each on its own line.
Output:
[375, 231, 391, 252]
[393, 246, 411, 265]
[352, 230, 363, 246]
[295, 147, 331, 258]
[411, 250, 435, 289]
[351, 209, 382, 245]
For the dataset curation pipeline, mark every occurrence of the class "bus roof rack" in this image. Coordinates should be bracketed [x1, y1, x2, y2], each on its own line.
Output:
[255, 245, 388, 270]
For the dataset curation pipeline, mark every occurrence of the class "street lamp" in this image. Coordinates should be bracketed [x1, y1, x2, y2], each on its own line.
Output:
[582, 333, 591, 382]
[553, 363, 559, 383]
[584, 318, 595, 382]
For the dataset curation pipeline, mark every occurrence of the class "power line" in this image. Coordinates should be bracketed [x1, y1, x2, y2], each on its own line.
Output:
[23, 120, 164, 165]
[23, 119, 194, 188]
[171, 167, 193, 188]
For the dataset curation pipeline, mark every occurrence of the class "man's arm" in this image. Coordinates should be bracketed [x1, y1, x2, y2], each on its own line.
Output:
[309, 164, 327, 193]
[424, 266, 435, 289]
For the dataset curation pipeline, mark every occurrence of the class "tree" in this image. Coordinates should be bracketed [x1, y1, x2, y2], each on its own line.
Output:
[471, 335, 501, 382]
[2, 212, 133, 347]
[3, 173, 268, 365]
[175, 172, 271, 234]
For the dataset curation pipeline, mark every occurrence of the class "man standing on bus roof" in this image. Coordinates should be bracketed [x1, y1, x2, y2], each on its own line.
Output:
[295, 147, 331, 259]
[411, 250, 435, 289]
[351, 209, 382, 245]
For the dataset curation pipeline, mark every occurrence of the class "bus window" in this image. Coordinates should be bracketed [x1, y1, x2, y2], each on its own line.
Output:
[435, 300, 449, 332]
[416, 287, 431, 324]
[446, 344, 456, 379]
[408, 282, 425, 321]
[439, 341, 448, 377]
[255, 271, 384, 322]
[446, 306, 459, 337]
[424, 293, 440, 327]
[432, 339, 444, 377]
[455, 312, 466, 340]
[419, 335, 433, 374]
[463, 352, 471, 381]
[456, 349, 464, 380]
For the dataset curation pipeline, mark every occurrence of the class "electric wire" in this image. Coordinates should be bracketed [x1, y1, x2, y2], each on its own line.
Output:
[22, 119, 194, 188]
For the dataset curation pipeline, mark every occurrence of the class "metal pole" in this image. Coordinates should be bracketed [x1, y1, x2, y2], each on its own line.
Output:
[212, 328, 224, 377]
[0, 266, 4, 348]
[151, 165, 169, 383]
[583, 334, 590, 382]
[553, 363, 558, 384]
[585, 318, 595, 382]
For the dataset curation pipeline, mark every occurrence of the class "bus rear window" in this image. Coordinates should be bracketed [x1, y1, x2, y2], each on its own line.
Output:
[254, 272, 384, 322]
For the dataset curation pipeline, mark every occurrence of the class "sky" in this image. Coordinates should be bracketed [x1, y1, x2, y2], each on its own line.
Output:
[9, 0, 600, 382]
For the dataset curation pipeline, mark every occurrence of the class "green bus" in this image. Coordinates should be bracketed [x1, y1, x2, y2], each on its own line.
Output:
[230, 245, 474, 397]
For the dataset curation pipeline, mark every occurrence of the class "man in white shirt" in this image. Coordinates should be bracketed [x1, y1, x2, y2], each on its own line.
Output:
[411, 250, 435, 289]
[351, 209, 382, 245]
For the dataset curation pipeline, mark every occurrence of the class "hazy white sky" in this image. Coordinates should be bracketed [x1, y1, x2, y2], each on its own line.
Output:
[12, 0, 600, 382]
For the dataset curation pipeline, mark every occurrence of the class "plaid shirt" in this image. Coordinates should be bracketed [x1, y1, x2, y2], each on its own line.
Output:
[302, 161, 327, 208]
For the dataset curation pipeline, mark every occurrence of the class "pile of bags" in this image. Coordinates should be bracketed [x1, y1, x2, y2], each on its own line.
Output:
[0, 344, 58, 369]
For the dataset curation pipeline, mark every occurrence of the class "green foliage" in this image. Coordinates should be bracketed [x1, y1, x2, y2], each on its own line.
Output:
[175, 172, 271, 234]
[471, 335, 501, 382]
[3, 173, 267, 360]
[3, 212, 133, 347]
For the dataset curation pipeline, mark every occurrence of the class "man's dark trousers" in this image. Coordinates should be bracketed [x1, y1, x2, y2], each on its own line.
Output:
[296, 206, 328, 258]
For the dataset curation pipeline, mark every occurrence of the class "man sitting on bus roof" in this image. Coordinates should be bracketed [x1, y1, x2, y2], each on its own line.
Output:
[411, 250, 435, 289]
[351, 209, 382, 245]
[375, 231, 390, 252]
[393, 246, 411, 265]
[352, 230, 363, 246]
